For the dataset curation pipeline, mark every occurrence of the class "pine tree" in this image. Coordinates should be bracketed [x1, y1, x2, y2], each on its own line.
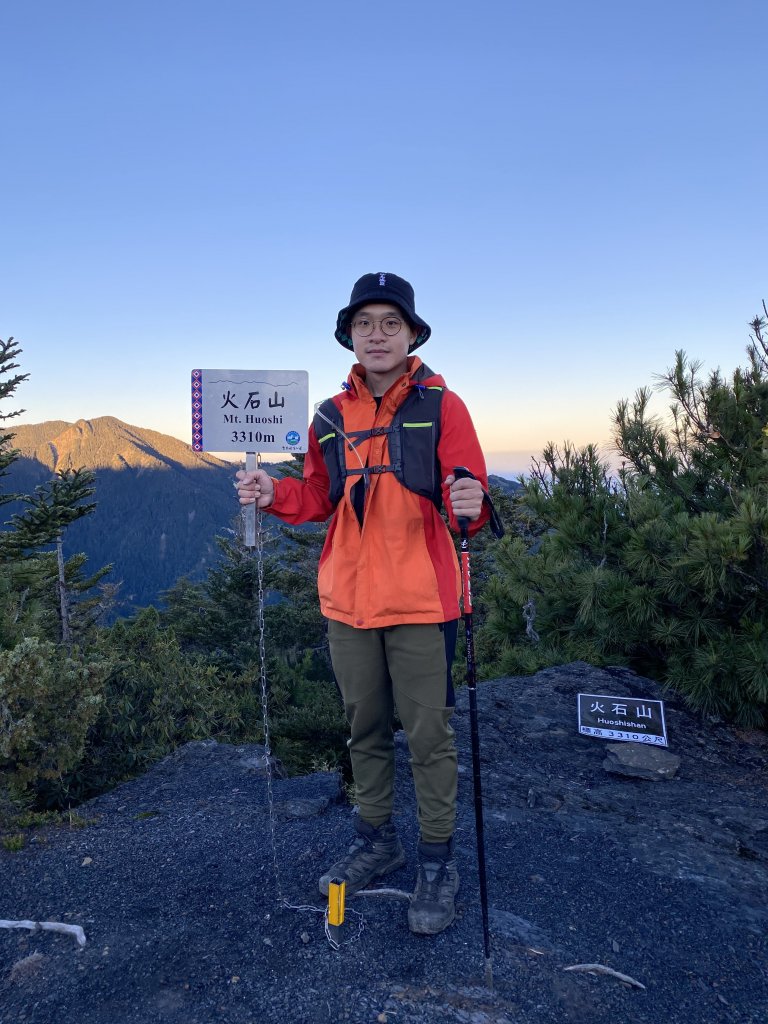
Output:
[483, 307, 768, 726]
[3, 468, 113, 646]
[0, 341, 115, 811]
[0, 337, 29, 505]
[0, 336, 47, 645]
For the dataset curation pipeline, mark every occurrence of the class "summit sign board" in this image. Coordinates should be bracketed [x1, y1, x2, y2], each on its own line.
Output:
[577, 693, 667, 746]
[191, 369, 309, 454]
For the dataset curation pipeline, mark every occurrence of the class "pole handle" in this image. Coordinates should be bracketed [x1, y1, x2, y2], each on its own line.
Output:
[453, 464, 506, 540]
[453, 465, 474, 536]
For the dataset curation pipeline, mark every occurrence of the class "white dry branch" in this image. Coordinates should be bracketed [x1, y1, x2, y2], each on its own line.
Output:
[522, 599, 540, 643]
[0, 919, 87, 947]
[353, 887, 412, 901]
[564, 962, 646, 990]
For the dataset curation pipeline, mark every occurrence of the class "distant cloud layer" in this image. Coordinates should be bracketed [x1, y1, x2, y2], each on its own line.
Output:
[484, 450, 536, 478]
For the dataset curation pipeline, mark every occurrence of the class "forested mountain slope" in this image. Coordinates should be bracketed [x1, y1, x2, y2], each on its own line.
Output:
[3, 417, 248, 613]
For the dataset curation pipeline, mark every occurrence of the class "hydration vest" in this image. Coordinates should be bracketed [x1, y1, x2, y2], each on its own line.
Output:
[314, 384, 445, 510]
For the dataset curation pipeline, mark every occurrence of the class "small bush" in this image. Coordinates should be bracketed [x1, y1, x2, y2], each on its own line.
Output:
[0, 637, 108, 806]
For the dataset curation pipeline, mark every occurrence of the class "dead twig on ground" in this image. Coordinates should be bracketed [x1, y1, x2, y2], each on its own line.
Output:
[0, 918, 86, 946]
[564, 962, 646, 990]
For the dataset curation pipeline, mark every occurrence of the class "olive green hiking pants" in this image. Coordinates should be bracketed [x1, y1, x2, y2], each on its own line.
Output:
[327, 619, 458, 844]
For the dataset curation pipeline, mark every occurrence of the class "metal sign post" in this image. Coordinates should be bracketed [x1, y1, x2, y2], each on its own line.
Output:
[244, 451, 257, 547]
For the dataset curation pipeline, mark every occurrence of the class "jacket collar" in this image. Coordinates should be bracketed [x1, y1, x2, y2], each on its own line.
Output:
[346, 356, 445, 401]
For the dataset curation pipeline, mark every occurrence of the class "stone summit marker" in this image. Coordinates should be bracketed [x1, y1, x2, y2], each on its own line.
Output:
[577, 692, 667, 746]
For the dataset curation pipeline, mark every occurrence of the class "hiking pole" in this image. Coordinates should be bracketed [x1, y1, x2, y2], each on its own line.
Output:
[453, 465, 493, 989]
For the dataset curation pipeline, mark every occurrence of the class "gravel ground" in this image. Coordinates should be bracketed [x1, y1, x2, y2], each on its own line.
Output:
[2, 665, 767, 1024]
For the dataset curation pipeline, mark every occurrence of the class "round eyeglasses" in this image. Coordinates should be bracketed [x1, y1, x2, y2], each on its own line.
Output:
[350, 315, 405, 337]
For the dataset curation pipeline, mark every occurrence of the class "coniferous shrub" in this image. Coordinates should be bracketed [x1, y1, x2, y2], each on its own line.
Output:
[482, 309, 768, 726]
[0, 638, 108, 806]
[78, 607, 242, 797]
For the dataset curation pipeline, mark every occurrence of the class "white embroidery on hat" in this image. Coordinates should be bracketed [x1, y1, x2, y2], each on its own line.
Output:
[379, 273, 386, 286]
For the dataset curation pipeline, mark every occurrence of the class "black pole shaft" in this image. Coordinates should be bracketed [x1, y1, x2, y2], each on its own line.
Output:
[459, 523, 493, 988]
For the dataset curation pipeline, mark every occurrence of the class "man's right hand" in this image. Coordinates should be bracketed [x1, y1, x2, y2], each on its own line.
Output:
[235, 468, 275, 509]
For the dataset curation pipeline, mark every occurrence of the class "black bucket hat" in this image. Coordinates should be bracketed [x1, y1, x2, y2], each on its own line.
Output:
[335, 272, 432, 350]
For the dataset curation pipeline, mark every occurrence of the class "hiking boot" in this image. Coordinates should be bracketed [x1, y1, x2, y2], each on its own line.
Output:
[318, 818, 406, 897]
[407, 838, 460, 935]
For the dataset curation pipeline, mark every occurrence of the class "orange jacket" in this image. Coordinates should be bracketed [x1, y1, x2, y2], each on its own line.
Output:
[268, 356, 490, 628]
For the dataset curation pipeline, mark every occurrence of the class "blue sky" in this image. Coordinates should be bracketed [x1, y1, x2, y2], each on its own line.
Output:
[1, 0, 765, 477]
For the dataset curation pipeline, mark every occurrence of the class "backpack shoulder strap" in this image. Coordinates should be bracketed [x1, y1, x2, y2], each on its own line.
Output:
[313, 398, 346, 505]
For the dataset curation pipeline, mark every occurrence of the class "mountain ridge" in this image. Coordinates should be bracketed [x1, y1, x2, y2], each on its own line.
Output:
[3, 417, 245, 613]
[10, 416, 230, 474]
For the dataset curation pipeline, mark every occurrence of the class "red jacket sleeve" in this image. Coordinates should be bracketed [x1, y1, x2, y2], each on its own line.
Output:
[267, 423, 336, 524]
[438, 390, 491, 537]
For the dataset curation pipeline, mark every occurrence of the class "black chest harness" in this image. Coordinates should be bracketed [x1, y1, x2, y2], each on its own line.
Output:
[314, 384, 445, 510]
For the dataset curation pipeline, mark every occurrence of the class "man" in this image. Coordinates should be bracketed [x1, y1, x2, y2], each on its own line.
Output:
[236, 272, 490, 934]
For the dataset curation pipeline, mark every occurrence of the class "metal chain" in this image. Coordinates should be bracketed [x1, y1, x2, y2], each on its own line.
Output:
[253, 455, 286, 908]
